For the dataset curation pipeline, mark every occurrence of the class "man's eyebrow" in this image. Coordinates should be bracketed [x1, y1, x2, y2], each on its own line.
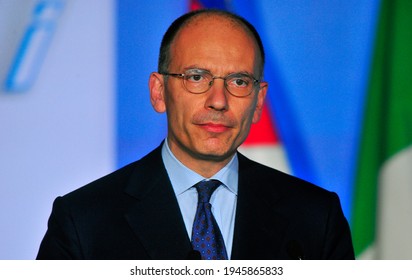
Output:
[182, 67, 254, 76]
[183, 66, 211, 72]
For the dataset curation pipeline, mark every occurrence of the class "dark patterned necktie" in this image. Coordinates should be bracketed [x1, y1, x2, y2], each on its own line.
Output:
[191, 179, 228, 260]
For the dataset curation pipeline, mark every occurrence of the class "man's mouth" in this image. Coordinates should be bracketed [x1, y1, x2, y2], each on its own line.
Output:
[198, 122, 231, 133]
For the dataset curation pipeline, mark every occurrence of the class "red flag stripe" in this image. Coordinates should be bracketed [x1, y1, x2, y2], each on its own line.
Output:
[243, 102, 279, 145]
[190, 0, 204, 10]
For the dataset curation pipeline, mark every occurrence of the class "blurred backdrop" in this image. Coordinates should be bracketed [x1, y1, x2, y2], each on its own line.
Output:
[1, 0, 411, 259]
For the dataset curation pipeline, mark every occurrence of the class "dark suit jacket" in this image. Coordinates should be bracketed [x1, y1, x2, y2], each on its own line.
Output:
[37, 144, 354, 259]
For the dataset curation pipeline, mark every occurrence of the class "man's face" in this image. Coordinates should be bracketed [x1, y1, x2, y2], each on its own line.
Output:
[150, 16, 267, 171]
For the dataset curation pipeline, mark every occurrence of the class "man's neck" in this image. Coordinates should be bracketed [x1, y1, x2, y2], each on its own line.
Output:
[165, 138, 236, 178]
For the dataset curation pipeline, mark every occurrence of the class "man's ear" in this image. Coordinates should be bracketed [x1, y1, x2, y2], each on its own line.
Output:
[149, 72, 166, 113]
[252, 82, 268, 124]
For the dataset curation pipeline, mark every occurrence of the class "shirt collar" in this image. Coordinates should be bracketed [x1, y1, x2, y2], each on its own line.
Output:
[161, 139, 238, 196]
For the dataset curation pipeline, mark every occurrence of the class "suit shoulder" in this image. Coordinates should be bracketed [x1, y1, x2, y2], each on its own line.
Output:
[61, 146, 163, 202]
[59, 161, 137, 205]
[238, 153, 336, 201]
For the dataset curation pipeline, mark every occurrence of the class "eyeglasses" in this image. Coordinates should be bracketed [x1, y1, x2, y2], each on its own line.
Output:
[160, 69, 260, 97]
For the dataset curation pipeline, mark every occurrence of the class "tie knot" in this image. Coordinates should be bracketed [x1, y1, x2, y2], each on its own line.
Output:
[194, 179, 221, 203]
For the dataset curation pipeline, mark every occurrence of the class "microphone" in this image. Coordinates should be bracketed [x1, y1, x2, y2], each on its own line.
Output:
[186, 250, 201, 260]
[287, 240, 304, 260]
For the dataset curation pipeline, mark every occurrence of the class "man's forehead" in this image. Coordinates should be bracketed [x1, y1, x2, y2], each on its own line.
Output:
[167, 12, 263, 75]
[172, 15, 257, 53]
[180, 14, 249, 35]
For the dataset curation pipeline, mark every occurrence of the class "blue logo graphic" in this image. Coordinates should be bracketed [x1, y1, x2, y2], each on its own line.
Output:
[4, 0, 65, 93]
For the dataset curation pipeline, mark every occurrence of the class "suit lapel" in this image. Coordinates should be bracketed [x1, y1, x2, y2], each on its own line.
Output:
[120, 147, 291, 259]
[231, 153, 289, 259]
[123, 146, 192, 259]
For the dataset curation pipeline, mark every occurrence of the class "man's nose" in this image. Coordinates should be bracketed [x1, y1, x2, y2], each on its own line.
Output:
[204, 78, 229, 111]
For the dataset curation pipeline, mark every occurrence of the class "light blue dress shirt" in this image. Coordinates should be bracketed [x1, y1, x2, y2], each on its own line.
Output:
[161, 140, 238, 258]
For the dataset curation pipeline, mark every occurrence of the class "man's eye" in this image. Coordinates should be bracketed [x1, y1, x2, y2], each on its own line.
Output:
[186, 74, 204, 82]
[230, 77, 249, 87]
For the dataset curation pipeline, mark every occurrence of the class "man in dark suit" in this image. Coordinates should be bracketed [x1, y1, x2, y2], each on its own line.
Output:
[37, 9, 354, 260]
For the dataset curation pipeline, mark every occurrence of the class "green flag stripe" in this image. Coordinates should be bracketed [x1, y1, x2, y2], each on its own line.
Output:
[352, 0, 412, 257]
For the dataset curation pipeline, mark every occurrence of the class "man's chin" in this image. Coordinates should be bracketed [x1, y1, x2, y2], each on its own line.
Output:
[194, 147, 236, 162]
[195, 138, 240, 158]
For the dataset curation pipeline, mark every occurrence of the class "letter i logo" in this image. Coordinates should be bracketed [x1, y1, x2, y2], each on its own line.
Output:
[4, 0, 65, 93]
